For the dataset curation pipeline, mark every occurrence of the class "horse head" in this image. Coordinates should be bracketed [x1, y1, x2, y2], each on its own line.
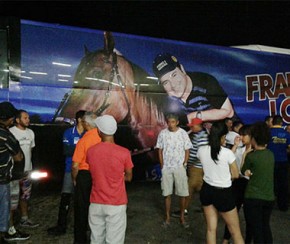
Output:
[55, 31, 166, 150]
[57, 31, 136, 122]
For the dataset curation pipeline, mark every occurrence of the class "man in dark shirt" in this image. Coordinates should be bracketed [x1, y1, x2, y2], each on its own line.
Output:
[0, 101, 24, 242]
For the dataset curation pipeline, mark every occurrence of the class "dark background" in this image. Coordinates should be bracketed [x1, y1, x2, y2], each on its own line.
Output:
[1, 1, 290, 49]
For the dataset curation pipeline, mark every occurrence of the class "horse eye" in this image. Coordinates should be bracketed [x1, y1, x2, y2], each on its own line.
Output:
[92, 71, 103, 79]
[92, 70, 104, 79]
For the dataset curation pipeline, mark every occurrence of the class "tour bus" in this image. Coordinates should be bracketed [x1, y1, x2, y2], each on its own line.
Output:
[1, 17, 290, 186]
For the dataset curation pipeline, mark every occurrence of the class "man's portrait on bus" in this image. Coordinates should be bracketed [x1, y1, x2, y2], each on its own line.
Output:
[152, 53, 234, 124]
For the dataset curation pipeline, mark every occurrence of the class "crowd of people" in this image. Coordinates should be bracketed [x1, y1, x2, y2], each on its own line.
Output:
[1, 96, 289, 244]
[0, 103, 133, 244]
[152, 52, 289, 243]
[156, 114, 289, 244]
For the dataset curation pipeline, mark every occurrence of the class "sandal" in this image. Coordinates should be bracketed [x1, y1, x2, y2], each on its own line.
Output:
[161, 221, 170, 229]
[180, 222, 190, 229]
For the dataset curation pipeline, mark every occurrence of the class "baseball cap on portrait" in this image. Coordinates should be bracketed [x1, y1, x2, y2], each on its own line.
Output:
[95, 114, 117, 135]
[152, 53, 180, 79]
[0, 101, 18, 119]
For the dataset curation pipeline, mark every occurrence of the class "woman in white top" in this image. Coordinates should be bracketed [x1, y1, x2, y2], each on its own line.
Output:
[223, 125, 253, 244]
[197, 121, 244, 244]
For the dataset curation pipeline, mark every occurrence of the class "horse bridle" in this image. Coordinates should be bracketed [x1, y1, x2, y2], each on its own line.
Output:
[94, 52, 131, 121]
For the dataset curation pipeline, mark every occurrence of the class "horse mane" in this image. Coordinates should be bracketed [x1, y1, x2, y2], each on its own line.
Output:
[119, 56, 167, 148]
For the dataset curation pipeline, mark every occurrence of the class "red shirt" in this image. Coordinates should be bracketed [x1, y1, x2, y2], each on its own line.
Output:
[87, 142, 134, 205]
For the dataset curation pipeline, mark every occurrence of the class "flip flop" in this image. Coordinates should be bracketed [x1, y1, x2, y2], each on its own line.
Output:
[180, 222, 190, 229]
[161, 221, 170, 229]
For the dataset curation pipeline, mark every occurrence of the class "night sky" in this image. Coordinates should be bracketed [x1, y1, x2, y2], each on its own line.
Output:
[1, 1, 290, 49]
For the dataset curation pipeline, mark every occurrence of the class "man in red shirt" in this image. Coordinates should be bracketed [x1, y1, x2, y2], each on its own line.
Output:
[87, 115, 133, 244]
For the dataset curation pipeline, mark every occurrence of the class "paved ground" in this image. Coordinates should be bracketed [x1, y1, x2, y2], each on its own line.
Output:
[10, 181, 290, 244]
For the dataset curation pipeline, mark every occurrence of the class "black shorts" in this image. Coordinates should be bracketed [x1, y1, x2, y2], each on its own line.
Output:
[200, 181, 236, 212]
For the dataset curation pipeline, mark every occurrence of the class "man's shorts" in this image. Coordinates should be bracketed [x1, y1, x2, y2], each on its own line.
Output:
[10, 180, 20, 210]
[187, 166, 203, 195]
[19, 175, 32, 201]
[161, 166, 189, 197]
[0, 183, 10, 232]
[200, 181, 235, 212]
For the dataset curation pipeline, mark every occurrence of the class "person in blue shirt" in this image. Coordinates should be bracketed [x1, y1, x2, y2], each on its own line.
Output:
[47, 110, 86, 235]
[267, 115, 290, 211]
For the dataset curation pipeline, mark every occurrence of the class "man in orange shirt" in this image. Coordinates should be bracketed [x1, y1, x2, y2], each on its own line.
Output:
[71, 112, 101, 244]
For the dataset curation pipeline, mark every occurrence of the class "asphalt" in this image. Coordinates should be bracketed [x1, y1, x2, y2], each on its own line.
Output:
[7, 181, 290, 244]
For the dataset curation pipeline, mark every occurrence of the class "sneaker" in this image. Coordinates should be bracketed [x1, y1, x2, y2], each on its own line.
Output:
[4, 230, 30, 242]
[19, 219, 39, 228]
[47, 225, 66, 236]
[171, 210, 188, 218]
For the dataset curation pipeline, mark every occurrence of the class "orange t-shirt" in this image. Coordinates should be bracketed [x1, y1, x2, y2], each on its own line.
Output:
[72, 128, 101, 170]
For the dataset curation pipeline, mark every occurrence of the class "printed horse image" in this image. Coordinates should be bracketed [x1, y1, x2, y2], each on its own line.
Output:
[54, 32, 167, 151]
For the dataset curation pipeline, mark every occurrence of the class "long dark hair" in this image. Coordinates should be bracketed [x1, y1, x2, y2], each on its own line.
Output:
[209, 120, 228, 162]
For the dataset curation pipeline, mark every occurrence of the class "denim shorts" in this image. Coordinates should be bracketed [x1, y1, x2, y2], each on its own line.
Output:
[0, 183, 10, 232]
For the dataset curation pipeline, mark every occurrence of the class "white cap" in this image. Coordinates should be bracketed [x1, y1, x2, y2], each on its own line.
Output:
[226, 131, 243, 147]
[95, 115, 117, 135]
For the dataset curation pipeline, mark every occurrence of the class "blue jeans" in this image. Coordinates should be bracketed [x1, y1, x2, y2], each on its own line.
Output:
[0, 183, 10, 232]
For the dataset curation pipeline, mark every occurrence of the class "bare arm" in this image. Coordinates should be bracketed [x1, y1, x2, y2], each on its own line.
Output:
[230, 160, 239, 179]
[124, 168, 133, 182]
[158, 148, 164, 169]
[187, 98, 234, 122]
[184, 149, 189, 166]
[71, 162, 79, 186]
[231, 135, 241, 153]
